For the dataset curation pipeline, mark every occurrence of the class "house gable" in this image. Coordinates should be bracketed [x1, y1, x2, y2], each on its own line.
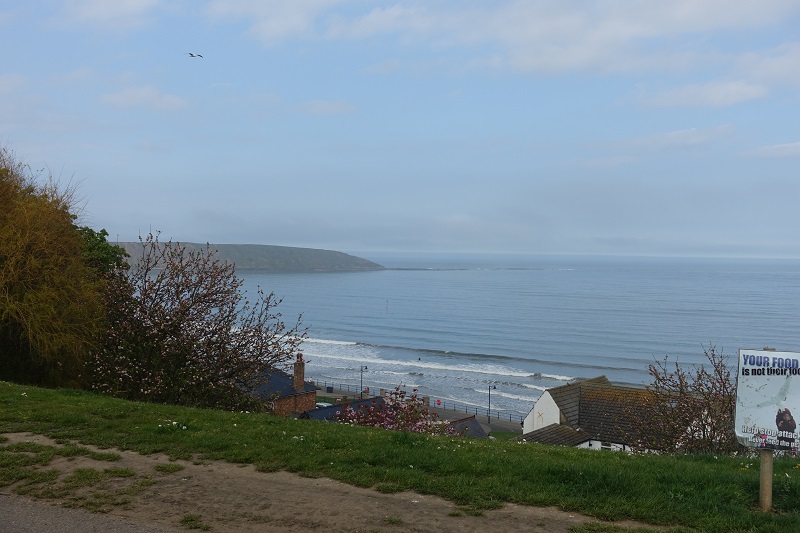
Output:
[522, 376, 611, 434]
[523, 391, 559, 434]
[520, 376, 651, 451]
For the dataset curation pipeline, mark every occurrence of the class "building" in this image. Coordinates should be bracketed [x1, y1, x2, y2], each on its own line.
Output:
[446, 415, 488, 438]
[518, 376, 651, 451]
[254, 355, 317, 416]
[301, 397, 387, 422]
[301, 397, 488, 438]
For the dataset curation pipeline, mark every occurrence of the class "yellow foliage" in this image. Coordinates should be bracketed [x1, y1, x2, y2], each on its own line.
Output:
[0, 148, 104, 386]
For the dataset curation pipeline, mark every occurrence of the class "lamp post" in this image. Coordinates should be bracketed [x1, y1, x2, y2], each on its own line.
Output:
[488, 385, 496, 423]
[360, 365, 368, 399]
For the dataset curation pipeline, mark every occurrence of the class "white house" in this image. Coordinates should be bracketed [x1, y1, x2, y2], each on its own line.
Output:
[519, 376, 651, 451]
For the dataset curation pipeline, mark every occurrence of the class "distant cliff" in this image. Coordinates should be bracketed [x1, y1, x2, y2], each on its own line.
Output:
[118, 242, 385, 272]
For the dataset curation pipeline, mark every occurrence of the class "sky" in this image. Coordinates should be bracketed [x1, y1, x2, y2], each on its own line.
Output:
[3, 1, 800, 258]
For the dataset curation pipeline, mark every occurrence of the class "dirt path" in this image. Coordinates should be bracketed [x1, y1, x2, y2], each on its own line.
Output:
[1, 433, 663, 532]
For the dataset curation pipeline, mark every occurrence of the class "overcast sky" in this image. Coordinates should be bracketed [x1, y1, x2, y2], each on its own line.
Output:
[4, 1, 800, 258]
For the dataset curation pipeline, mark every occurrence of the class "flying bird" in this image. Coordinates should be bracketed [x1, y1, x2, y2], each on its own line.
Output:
[186, 52, 203, 58]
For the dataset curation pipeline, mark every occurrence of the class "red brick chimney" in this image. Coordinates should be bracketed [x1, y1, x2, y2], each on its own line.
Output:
[293, 354, 305, 392]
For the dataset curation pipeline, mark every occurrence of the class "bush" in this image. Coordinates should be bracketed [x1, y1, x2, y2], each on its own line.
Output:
[628, 345, 741, 454]
[335, 386, 457, 435]
[88, 232, 305, 410]
[0, 148, 106, 387]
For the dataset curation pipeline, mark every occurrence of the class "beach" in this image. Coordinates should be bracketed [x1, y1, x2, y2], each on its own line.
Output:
[243, 255, 800, 420]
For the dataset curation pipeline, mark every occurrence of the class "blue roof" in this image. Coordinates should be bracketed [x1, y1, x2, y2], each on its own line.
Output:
[254, 369, 316, 400]
[301, 398, 488, 438]
[447, 416, 488, 438]
[302, 397, 387, 421]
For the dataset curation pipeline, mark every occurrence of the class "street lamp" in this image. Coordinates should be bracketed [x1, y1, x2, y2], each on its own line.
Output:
[360, 365, 368, 399]
[488, 385, 496, 423]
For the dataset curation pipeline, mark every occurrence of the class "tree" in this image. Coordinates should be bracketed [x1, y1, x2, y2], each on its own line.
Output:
[625, 345, 741, 454]
[0, 148, 106, 387]
[74, 225, 129, 278]
[334, 386, 458, 435]
[88, 233, 306, 410]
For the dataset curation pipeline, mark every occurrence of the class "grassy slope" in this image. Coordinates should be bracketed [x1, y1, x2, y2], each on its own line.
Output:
[2, 381, 799, 532]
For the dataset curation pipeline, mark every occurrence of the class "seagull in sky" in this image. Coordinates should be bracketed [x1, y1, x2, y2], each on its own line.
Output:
[186, 52, 203, 58]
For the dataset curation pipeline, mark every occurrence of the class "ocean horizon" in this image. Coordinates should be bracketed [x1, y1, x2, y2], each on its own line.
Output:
[238, 252, 800, 419]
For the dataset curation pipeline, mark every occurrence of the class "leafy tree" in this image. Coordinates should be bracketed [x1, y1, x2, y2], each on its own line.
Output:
[335, 386, 458, 435]
[88, 232, 306, 410]
[0, 148, 105, 386]
[73, 225, 128, 277]
[625, 345, 741, 454]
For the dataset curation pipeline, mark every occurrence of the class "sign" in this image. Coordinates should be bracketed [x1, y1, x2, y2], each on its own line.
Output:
[735, 349, 800, 450]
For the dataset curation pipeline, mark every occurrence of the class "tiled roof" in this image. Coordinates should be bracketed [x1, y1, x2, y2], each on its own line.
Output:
[533, 376, 653, 446]
[517, 423, 590, 447]
[548, 376, 611, 428]
[254, 369, 317, 400]
[578, 383, 652, 444]
[447, 416, 487, 438]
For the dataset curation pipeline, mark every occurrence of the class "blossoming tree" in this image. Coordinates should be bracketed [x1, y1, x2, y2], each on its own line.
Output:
[624, 345, 741, 454]
[335, 386, 458, 435]
[88, 232, 305, 410]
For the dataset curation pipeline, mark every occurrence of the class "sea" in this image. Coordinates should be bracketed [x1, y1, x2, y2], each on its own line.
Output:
[238, 253, 800, 421]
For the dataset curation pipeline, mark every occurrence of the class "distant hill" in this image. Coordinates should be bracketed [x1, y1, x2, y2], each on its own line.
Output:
[118, 242, 385, 272]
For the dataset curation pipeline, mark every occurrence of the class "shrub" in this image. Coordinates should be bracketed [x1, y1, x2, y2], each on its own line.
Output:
[627, 345, 741, 454]
[0, 148, 106, 387]
[335, 386, 457, 435]
[88, 232, 305, 410]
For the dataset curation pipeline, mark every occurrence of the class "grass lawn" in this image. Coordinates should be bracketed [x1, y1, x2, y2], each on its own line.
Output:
[1, 381, 799, 532]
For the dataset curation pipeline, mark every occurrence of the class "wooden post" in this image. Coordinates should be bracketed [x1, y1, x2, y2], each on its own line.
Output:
[759, 449, 773, 512]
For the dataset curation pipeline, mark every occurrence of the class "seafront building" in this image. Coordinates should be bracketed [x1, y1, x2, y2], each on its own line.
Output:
[519, 376, 650, 451]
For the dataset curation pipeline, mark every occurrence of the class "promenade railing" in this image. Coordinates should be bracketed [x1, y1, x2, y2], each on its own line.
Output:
[311, 379, 526, 425]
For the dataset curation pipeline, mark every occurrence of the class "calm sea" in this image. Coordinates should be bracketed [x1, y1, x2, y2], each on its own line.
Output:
[238, 253, 800, 420]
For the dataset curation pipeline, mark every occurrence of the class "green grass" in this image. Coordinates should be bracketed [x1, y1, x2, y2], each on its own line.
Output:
[180, 513, 212, 530]
[0, 424, 154, 512]
[315, 395, 337, 404]
[487, 430, 520, 441]
[8, 460, 145, 512]
[2, 380, 799, 532]
[154, 462, 185, 474]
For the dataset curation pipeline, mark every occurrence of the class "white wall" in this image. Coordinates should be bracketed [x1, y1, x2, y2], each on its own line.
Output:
[582, 440, 630, 452]
[522, 391, 560, 434]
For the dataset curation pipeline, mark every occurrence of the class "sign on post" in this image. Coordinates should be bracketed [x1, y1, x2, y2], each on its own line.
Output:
[735, 349, 800, 451]
[735, 348, 800, 513]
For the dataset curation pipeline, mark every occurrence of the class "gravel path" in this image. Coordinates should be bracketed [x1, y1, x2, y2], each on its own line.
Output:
[0, 494, 182, 533]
